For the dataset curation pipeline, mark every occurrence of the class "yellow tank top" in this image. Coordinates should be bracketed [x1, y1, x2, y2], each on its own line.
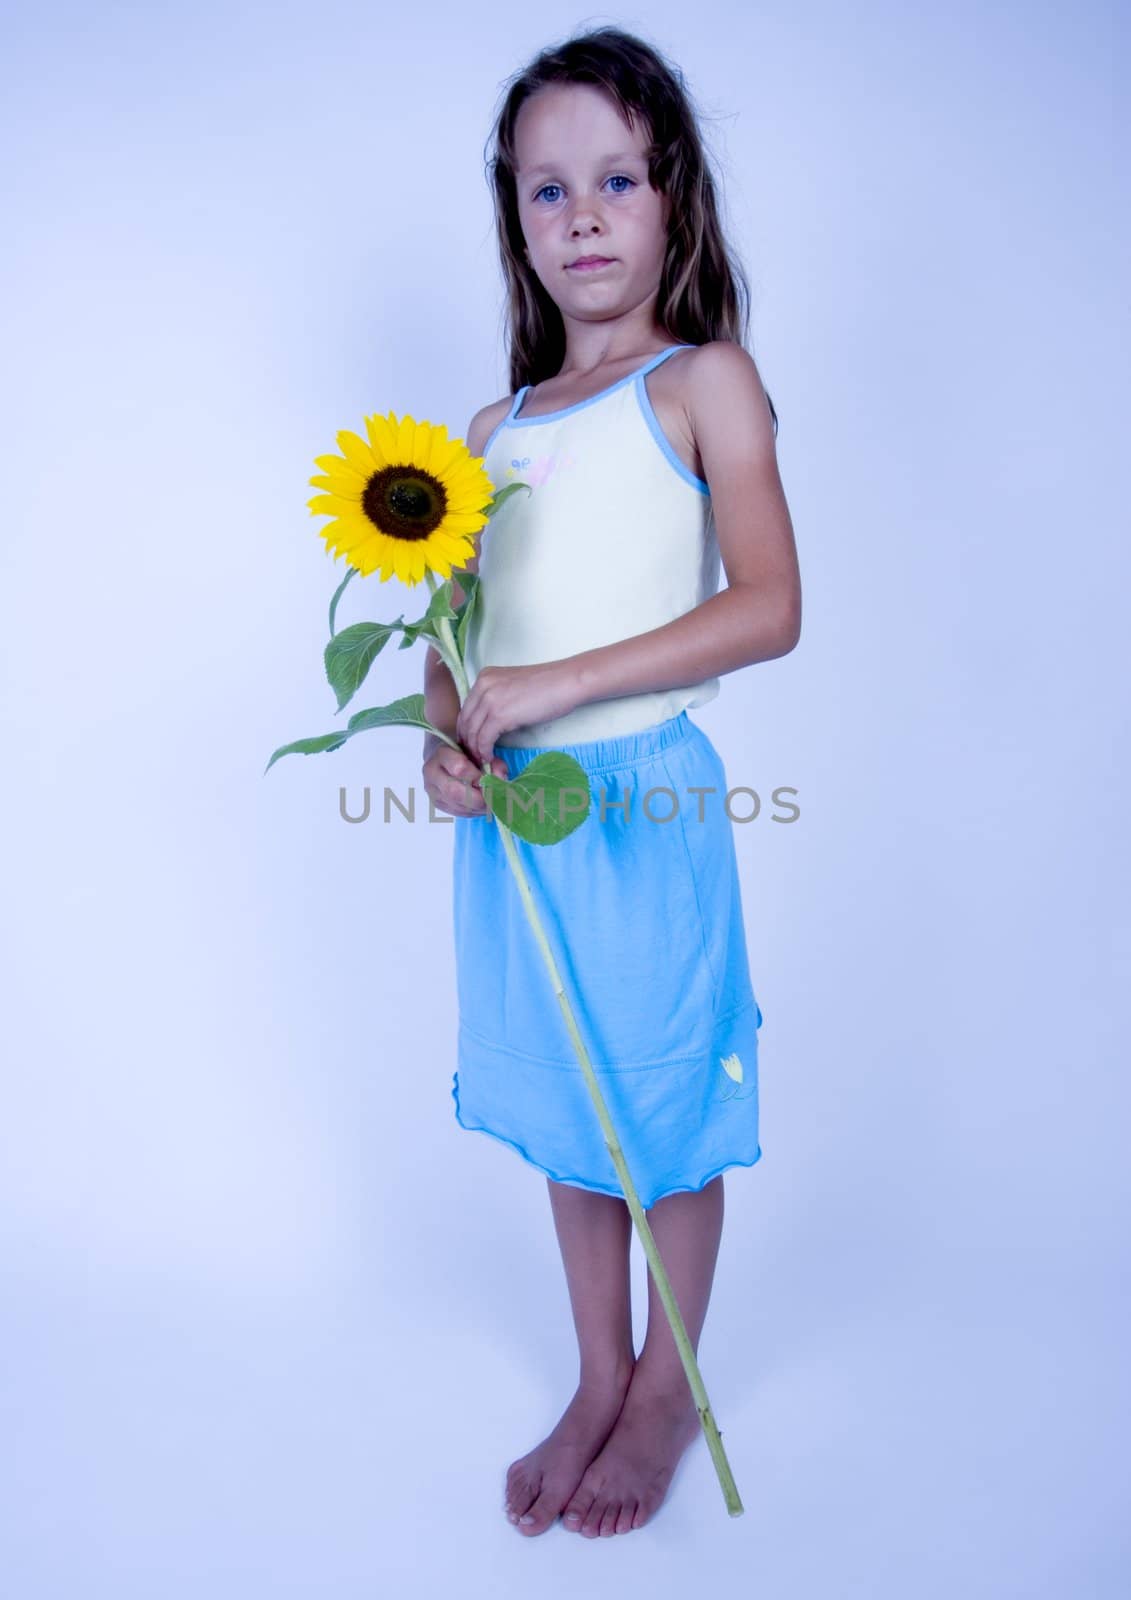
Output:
[465, 342, 721, 748]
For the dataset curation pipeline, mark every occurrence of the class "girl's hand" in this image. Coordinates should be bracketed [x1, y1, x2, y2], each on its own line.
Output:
[456, 662, 579, 766]
[422, 739, 508, 818]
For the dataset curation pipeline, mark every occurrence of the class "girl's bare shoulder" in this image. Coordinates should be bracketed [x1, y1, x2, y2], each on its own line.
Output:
[466, 394, 514, 458]
[648, 341, 773, 467]
[650, 340, 770, 421]
[641, 340, 754, 484]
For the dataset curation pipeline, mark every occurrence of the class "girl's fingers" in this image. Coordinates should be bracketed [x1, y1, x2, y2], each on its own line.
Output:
[424, 755, 478, 817]
[452, 759, 507, 816]
[423, 748, 509, 816]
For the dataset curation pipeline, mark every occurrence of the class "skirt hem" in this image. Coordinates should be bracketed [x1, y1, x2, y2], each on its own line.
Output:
[451, 1069, 762, 1208]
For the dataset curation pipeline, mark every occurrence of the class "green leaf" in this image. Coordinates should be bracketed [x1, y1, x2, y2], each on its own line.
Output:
[424, 581, 458, 623]
[395, 578, 461, 651]
[486, 481, 531, 515]
[454, 570, 481, 659]
[264, 694, 449, 775]
[345, 691, 437, 736]
[264, 731, 350, 773]
[397, 617, 431, 650]
[442, 486, 530, 661]
[480, 752, 592, 845]
[328, 565, 358, 637]
[325, 619, 405, 711]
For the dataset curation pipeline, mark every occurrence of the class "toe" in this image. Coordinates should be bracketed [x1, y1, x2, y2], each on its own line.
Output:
[517, 1485, 565, 1536]
[616, 1500, 637, 1534]
[581, 1495, 607, 1538]
[599, 1501, 620, 1536]
[505, 1470, 539, 1524]
[561, 1489, 594, 1532]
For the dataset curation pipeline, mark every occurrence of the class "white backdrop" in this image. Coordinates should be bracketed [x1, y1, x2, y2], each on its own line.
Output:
[1, 2, 1125, 1594]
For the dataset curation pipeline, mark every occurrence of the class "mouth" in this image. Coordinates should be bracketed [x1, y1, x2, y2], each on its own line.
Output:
[566, 257, 616, 272]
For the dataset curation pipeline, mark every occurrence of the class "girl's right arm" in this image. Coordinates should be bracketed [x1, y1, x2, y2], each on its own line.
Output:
[421, 396, 511, 816]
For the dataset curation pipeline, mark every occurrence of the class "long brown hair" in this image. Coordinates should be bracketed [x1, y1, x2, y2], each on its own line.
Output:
[484, 24, 778, 434]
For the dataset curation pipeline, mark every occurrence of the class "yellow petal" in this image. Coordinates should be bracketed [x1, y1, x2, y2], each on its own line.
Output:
[313, 452, 368, 481]
[392, 414, 415, 465]
[336, 429, 377, 476]
[307, 493, 351, 516]
[440, 510, 489, 535]
[363, 413, 390, 462]
[365, 412, 399, 465]
[421, 422, 449, 472]
[308, 473, 358, 496]
[312, 465, 367, 493]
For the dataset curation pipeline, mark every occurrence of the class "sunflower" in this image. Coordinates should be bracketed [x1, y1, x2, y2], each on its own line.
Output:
[307, 412, 494, 587]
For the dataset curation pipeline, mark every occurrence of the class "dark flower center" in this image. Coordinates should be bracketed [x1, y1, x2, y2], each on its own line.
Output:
[362, 468, 448, 542]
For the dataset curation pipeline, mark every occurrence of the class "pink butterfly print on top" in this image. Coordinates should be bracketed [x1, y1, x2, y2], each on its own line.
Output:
[504, 449, 579, 489]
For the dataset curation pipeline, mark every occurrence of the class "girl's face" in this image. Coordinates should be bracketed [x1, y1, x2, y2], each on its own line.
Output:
[513, 83, 671, 329]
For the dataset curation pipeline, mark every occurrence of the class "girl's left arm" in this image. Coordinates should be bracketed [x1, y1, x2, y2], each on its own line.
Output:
[571, 340, 801, 703]
[456, 342, 800, 765]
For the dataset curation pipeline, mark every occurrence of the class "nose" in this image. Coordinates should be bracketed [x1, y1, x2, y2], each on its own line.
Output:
[566, 195, 605, 237]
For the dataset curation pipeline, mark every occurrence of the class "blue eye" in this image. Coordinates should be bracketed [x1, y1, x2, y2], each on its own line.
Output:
[532, 174, 636, 203]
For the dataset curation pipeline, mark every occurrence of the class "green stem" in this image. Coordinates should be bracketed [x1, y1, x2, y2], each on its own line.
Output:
[428, 572, 744, 1517]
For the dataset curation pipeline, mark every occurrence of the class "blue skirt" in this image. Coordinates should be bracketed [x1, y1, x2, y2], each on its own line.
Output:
[450, 711, 763, 1208]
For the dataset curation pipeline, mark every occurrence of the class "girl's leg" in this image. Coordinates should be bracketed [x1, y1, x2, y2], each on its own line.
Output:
[504, 1178, 636, 1536]
[548, 1177, 636, 1385]
[561, 1175, 726, 1536]
[633, 1172, 726, 1384]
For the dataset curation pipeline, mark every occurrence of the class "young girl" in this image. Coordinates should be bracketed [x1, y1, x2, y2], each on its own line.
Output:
[422, 26, 800, 1539]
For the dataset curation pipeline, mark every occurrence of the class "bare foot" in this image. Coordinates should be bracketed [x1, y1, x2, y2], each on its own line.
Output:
[559, 1370, 701, 1536]
[504, 1366, 634, 1536]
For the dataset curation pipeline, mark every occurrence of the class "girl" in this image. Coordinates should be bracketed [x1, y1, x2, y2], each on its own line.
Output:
[422, 26, 800, 1539]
